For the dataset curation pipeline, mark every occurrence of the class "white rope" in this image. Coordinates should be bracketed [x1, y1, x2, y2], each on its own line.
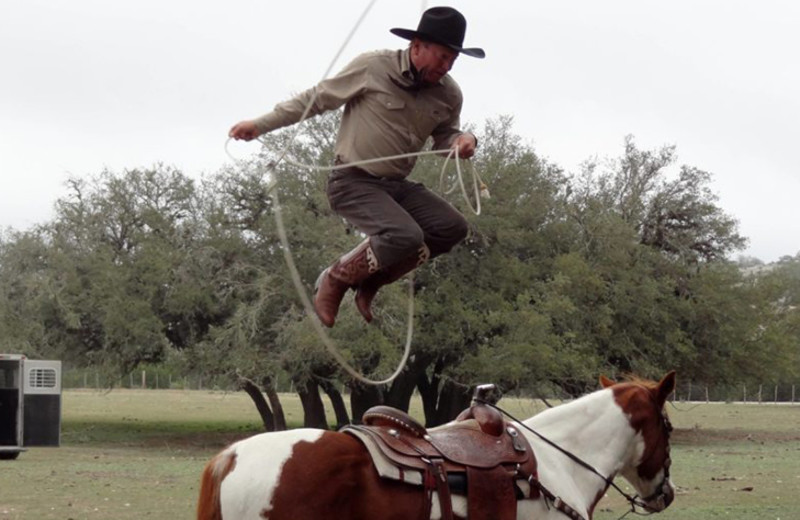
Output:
[270, 187, 415, 385]
[437, 144, 489, 216]
[225, 138, 486, 215]
[228, 0, 409, 385]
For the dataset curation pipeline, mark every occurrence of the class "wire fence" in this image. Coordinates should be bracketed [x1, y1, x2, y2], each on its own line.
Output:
[62, 367, 240, 392]
[60, 368, 800, 405]
[674, 381, 800, 404]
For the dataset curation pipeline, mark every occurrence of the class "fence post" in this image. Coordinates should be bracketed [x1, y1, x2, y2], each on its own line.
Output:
[793, 385, 796, 404]
[141, 370, 146, 389]
[743, 385, 747, 403]
[775, 385, 778, 405]
[705, 386, 709, 404]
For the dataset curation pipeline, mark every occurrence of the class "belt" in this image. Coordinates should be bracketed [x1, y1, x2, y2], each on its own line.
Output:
[333, 159, 404, 181]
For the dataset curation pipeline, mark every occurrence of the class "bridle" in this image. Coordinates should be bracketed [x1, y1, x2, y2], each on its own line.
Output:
[630, 415, 673, 514]
[477, 399, 674, 520]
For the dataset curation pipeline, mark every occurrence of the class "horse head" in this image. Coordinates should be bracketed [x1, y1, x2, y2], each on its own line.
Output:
[599, 370, 676, 513]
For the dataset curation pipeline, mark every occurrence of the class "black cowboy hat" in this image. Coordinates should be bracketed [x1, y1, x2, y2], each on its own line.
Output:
[390, 6, 485, 59]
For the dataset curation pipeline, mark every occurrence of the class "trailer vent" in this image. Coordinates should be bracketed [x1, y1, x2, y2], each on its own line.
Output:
[29, 368, 57, 389]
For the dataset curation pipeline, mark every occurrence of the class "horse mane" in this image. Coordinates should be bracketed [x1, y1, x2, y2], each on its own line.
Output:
[617, 374, 661, 391]
[612, 374, 673, 418]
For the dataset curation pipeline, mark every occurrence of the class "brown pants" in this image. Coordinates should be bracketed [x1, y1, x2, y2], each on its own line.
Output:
[326, 167, 468, 267]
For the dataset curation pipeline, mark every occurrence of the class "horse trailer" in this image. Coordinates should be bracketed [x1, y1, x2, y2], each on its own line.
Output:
[0, 354, 62, 460]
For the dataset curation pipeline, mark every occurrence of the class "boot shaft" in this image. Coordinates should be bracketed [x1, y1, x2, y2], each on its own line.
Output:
[329, 239, 380, 285]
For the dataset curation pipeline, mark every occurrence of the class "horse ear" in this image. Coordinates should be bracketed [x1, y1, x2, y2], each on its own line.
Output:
[656, 371, 676, 405]
[599, 375, 616, 388]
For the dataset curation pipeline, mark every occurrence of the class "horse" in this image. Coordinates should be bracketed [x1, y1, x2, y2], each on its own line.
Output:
[197, 371, 676, 520]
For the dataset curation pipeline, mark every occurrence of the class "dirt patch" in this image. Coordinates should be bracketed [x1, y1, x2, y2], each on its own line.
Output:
[136, 430, 257, 451]
[674, 427, 800, 444]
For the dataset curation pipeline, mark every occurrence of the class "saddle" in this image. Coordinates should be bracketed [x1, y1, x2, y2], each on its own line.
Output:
[342, 385, 538, 520]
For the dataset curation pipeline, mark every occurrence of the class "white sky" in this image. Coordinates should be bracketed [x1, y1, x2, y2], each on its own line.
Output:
[1, 0, 798, 262]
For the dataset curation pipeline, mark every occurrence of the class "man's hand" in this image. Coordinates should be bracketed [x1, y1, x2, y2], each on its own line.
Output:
[451, 132, 477, 158]
[228, 120, 261, 141]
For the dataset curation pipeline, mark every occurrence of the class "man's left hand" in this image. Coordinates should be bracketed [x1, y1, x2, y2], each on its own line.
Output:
[451, 133, 477, 159]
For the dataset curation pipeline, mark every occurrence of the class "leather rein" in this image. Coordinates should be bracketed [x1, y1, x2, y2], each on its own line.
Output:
[475, 399, 673, 520]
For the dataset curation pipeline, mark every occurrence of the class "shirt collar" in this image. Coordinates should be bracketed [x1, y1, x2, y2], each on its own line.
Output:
[400, 47, 414, 81]
[399, 47, 444, 86]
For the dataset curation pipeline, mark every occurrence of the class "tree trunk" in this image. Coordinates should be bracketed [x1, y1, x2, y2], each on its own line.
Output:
[417, 358, 444, 427]
[350, 382, 384, 424]
[433, 379, 472, 426]
[319, 379, 350, 429]
[416, 358, 473, 428]
[262, 376, 287, 431]
[384, 358, 425, 412]
[296, 378, 328, 429]
[238, 375, 275, 431]
[537, 396, 554, 409]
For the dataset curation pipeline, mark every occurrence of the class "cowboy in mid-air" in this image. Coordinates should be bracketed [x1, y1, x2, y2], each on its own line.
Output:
[229, 6, 484, 327]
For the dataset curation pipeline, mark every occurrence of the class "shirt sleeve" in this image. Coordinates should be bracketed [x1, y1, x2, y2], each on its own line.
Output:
[253, 54, 371, 134]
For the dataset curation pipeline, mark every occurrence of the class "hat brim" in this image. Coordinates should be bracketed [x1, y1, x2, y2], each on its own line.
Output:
[390, 28, 485, 59]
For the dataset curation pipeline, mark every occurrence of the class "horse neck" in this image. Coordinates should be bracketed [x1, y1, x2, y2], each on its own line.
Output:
[522, 389, 637, 497]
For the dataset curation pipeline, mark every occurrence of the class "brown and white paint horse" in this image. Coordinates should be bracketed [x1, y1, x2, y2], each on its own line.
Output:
[197, 371, 676, 520]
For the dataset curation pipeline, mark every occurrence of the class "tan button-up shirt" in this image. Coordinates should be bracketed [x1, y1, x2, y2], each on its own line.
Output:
[254, 48, 464, 178]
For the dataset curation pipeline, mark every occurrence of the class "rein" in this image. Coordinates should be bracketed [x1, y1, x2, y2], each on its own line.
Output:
[475, 399, 672, 520]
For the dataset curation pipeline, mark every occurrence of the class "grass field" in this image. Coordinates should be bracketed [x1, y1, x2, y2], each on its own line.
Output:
[1, 389, 800, 519]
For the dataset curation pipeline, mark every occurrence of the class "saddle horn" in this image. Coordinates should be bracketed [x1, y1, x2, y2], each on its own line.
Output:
[473, 383, 502, 405]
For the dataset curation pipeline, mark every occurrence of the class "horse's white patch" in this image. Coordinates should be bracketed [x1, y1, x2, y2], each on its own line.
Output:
[520, 388, 639, 519]
[429, 493, 467, 520]
[219, 429, 325, 520]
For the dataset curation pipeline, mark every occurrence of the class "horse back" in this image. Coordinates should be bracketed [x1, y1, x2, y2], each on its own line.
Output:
[199, 429, 429, 520]
[265, 430, 428, 520]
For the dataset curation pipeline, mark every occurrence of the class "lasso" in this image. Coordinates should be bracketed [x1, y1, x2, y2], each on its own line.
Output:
[225, 0, 486, 385]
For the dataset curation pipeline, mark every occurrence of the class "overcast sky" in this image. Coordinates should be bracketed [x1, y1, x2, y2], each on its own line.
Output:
[2, 0, 798, 262]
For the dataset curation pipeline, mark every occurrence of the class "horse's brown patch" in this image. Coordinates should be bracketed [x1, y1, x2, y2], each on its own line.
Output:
[264, 431, 430, 520]
[587, 487, 607, 518]
[605, 372, 675, 480]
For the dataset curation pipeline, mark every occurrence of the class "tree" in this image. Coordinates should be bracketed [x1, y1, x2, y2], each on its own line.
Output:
[0, 166, 233, 381]
[6, 113, 792, 431]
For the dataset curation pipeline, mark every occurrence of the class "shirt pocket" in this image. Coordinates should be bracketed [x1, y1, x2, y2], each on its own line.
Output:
[418, 102, 453, 139]
[376, 92, 406, 111]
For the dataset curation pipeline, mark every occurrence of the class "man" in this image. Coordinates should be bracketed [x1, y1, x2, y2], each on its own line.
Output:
[229, 6, 484, 327]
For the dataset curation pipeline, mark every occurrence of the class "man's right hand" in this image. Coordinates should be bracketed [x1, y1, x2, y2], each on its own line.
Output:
[228, 120, 261, 141]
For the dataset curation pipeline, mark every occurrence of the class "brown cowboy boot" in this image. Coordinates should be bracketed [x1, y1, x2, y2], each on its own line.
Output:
[314, 239, 380, 327]
[355, 245, 430, 323]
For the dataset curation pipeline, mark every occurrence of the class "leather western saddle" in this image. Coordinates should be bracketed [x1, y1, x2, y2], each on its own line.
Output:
[342, 385, 538, 520]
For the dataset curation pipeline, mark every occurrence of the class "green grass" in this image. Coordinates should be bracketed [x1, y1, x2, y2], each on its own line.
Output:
[1, 390, 800, 519]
